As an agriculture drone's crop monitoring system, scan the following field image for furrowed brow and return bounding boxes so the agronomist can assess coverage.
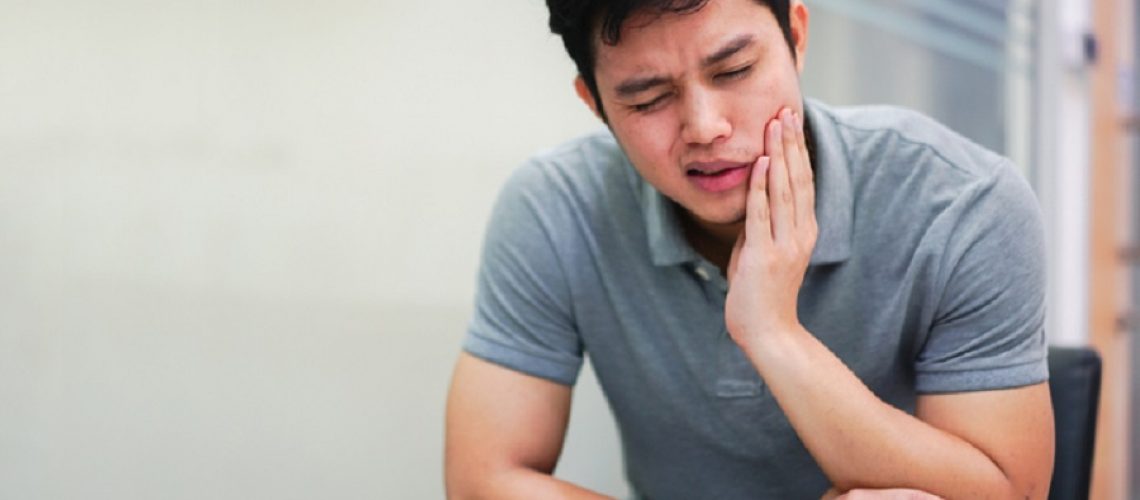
[615,75,670,99]
[701,34,754,68]
[612,34,755,99]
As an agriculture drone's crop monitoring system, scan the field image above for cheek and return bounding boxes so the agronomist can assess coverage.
[616,117,677,175]
[746,76,787,111]
[739,76,800,133]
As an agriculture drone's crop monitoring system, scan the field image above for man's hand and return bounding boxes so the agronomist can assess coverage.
[725,107,817,350]
[822,488,943,500]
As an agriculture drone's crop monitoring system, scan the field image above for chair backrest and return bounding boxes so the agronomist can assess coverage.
[1047,346,1102,500]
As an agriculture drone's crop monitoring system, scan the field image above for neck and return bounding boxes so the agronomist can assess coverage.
[680,212,742,275]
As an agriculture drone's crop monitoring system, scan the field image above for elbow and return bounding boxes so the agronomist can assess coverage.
[445,466,530,500]
[444,456,519,500]
[445,470,485,500]
[443,450,478,500]
[444,459,488,500]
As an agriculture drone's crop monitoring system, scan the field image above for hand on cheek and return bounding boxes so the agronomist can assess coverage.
[724,107,818,349]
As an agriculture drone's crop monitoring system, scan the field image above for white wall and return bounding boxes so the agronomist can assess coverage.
[0,0,626,498]
[2,1,1084,498]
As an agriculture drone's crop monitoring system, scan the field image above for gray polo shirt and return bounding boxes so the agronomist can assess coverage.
[463,99,1048,499]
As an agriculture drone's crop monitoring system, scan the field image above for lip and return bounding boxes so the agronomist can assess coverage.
[685,160,750,174]
[685,160,752,193]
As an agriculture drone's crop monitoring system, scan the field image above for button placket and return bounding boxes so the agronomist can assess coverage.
[694,266,710,281]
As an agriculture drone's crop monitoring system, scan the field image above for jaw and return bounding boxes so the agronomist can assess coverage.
[675,191,747,247]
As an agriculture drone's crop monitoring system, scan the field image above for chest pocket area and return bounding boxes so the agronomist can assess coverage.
[712,334,801,455]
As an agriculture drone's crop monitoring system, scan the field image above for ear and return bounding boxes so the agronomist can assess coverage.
[574,76,605,121]
[789,1,809,74]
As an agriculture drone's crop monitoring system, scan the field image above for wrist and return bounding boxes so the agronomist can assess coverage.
[732,321,809,356]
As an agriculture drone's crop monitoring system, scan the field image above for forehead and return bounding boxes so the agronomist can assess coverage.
[593,0,779,71]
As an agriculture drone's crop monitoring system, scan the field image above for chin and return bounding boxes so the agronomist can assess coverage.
[711,201,749,225]
[675,192,748,227]
[690,207,747,227]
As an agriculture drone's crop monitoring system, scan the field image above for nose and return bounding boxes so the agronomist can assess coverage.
[679,87,731,146]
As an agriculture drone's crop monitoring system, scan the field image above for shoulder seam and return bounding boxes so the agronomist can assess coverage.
[828,111,999,179]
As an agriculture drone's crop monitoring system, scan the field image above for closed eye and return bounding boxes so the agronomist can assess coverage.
[715,65,753,82]
[631,93,672,113]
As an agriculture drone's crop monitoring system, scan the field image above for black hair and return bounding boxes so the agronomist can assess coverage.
[546,0,795,120]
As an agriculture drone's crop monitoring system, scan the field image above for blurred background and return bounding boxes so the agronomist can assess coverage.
[0,0,1135,498]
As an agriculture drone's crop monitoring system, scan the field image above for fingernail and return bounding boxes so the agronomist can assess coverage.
[756,156,770,172]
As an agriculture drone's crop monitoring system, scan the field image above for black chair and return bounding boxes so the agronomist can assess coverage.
[1047,346,1102,500]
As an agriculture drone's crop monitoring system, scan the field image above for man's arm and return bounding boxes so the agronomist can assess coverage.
[444,352,612,500]
[726,108,1054,498]
[745,326,1054,498]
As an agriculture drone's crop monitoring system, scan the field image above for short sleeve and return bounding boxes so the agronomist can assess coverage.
[914,162,1049,393]
[462,163,583,386]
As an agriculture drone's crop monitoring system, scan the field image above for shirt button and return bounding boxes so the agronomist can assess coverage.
[695,266,710,281]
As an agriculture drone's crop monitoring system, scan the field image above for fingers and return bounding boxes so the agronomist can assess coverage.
[745,155,772,248]
[835,489,944,500]
[748,107,816,253]
[780,108,814,232]
[766,117,794,242]
[795,110,811,176]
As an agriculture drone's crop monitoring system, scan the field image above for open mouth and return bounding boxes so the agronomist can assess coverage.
[686,163,751,193]
[687,167,742,177]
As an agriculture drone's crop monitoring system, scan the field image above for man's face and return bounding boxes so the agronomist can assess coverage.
[585,0,808,228]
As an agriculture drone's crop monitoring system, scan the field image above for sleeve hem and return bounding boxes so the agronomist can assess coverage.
[462,334,581,386]
[915,357,1048,394]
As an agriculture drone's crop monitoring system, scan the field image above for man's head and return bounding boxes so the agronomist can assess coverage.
[546,0,810,232]
[547,0,797,120]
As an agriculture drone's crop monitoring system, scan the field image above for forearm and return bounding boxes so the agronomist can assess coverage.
[448,467,613,500]
[743,327,1017,498]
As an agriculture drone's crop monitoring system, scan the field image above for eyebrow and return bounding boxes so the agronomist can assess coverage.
[615,75,671,98]
[612,34,756,99]
[701,34,755,68]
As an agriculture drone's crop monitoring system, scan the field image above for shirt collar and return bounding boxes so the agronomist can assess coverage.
[639,98,854,267]
[641,177,701,266]
[803,98,854,265]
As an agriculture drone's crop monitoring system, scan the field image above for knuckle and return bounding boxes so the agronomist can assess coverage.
[795,174,810,190]
[776,244,794,261]
[764,255,780,272]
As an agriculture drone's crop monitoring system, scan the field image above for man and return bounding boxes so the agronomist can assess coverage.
[445,0,1055,498]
